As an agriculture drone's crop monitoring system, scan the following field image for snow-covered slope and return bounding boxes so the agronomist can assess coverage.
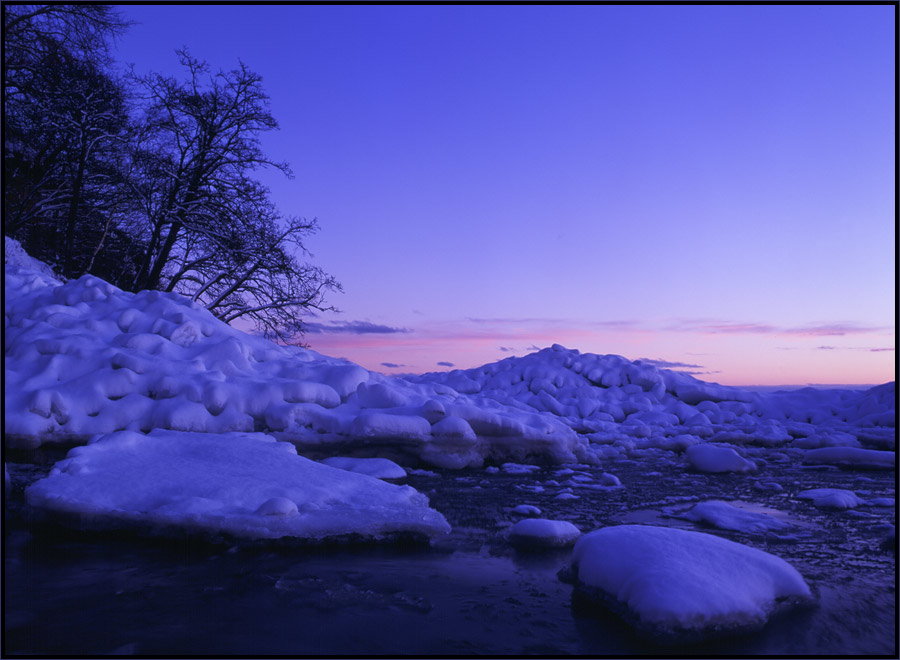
[4,238,582,467]
[4,237,895,469]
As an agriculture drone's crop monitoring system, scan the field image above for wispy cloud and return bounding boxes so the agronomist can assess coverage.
[437,361,455,367]
[669,319,890,337]
[638,357,704,370]
[783,323,888,337]
[304,321,410,335]
[499,346,516,352]
[380,362,405,369]
[817,345,895,352]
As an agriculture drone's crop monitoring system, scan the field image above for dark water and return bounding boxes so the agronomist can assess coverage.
[4,449,896,655]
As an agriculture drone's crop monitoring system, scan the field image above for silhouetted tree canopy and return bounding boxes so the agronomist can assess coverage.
[3,4,340,341]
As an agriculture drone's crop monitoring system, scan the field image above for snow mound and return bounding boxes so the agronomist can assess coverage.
[25,430,449,541]
[414,345,894,458]
[683,500,793,534]
[509,518,581,547]
[320,456,407,479]
[566,524,811,638]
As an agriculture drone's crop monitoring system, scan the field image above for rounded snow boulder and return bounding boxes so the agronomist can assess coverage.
[509,518,581,548]
[565,524,811,640]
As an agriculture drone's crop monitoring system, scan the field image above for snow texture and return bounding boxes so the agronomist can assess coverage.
[25,430,449,540]
[569,524,810,635]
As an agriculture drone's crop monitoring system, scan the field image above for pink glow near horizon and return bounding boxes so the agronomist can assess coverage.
[305,320,895,385]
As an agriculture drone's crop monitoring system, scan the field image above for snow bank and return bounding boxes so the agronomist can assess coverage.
[25,430,449,541]
[567,524,810,638]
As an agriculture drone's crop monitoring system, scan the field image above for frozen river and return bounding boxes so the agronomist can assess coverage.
[4,447,896,655]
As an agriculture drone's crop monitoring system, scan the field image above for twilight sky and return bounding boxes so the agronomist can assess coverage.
[113,5,895,386]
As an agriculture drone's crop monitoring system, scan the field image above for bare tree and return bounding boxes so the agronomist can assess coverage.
[126,51,340,340]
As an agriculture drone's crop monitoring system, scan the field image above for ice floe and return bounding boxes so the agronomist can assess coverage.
[25,429,450,541]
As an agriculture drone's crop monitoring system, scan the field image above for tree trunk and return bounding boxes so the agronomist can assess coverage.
[62,137,89,278]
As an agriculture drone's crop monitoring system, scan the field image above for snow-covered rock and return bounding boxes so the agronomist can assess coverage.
[25,429,449,541]
[508,518,581,547]
[565,524,810,638]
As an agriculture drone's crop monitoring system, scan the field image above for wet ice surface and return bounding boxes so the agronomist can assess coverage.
[4,449,896,655]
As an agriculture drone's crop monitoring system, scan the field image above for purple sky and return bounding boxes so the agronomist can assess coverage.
[113,5,895,385]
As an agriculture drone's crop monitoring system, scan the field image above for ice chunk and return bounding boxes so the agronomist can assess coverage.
[501,462,541,474]
[511,504,542,516]
[802,447,895,470]
[320,456,407,479]
[349,412,432,440]
[509,518,581,547]
[686,444,757,473]
[796,488,864,509]
[683,500,793,534]
[598,472,622,487]
[567,525,810,638]
[25,430,450,541]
